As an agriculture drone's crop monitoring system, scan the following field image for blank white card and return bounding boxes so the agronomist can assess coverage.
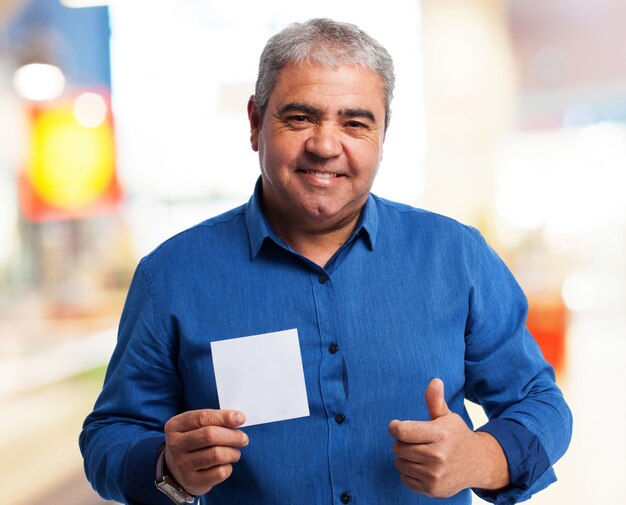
[211,328,310,427]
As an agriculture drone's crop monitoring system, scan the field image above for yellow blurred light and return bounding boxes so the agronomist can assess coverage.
[27,106,115,209]
[13,64,65,101]
[74,92,108,128]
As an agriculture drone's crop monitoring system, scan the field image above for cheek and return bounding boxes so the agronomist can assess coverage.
[350,143,383,176]
[259,138,293,179]
[270,138,304,168]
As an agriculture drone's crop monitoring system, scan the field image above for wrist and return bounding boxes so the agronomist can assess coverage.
[155,444,197,504]
[472,431,510,490]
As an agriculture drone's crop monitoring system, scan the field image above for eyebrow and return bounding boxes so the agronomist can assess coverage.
[278,102,377,124]
[341,108,376,123]
[279,103,322,117]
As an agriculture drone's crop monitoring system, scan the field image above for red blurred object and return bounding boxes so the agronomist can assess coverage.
[526,296,568,372]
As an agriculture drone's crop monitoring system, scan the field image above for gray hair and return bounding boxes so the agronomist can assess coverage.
[254,18,395,130]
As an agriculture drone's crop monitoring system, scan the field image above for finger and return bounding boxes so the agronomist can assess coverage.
[183,445,242,471]
[388,419,443,444]
[167,409,246,433]
[393,440,445,465]
[399,472,425,494]
[395,456,426,480]
[425,378,451,420]
[170,424,249,453]
[399,463,453,499]
[196,463,234,488]
[182,463,235,496]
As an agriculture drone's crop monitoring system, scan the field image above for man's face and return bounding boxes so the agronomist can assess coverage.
[248,62,387,235]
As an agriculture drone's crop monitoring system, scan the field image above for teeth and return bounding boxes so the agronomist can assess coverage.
[309,171,336,178]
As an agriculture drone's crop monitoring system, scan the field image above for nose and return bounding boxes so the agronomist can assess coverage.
[305,125,342,159]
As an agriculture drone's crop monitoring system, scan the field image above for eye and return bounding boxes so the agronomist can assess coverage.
[283,115,315,129]
[345,121,367,129]
[287,115,311,124]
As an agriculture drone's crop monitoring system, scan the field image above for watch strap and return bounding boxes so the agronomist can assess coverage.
[155,443,197,504]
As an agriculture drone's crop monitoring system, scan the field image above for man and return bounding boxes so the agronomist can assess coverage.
[80,18,572,505]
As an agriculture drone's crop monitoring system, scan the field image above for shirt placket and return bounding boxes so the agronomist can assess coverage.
[312,268,354,504]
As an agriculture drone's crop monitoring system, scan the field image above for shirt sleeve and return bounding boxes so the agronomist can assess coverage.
[473,419,551,504]
[79,260,183,504]
[462,228,572,504]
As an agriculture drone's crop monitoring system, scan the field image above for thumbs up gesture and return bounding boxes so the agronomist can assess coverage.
[388,378,509,498]
[424,376,452,419]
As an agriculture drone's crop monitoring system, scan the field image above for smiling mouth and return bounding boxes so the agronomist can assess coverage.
[298,169,343,179]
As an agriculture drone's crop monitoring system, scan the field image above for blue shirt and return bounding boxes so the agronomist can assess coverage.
[80,182,572,505]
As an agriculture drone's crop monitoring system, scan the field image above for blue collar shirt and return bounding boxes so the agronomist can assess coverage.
[81,182,572,505]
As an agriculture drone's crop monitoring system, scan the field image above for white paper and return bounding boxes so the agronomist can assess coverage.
[210,328,310,427]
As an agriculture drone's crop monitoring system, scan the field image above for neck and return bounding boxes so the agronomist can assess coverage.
[267,212,361,268]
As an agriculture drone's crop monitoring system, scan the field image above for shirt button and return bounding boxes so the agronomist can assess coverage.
[340,492,352,503]
[328,343,339,354]
[318,273,328,284]
[335,413,346,424]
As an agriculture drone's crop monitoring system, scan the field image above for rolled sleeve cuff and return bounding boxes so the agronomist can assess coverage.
[473,418,555,504]
[122,434,172,505]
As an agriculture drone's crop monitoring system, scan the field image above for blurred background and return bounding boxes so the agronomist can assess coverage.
[1,0,624,503]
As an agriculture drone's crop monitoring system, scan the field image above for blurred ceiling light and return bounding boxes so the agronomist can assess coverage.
[74,92,108,127]
[562,272,597,312]
[60,0,109,7]
[13,63,65,101]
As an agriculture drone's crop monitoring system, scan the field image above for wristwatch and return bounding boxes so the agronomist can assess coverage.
[155,444,197,504]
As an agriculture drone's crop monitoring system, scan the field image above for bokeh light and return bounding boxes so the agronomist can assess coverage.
[12,63,66,101]
[26,105,115,209]
[73,92,108,128]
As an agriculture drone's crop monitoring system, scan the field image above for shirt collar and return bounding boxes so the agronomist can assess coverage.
[245,177,379,259]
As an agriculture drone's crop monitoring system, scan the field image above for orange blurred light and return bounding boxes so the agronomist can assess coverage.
[526,295,568,373]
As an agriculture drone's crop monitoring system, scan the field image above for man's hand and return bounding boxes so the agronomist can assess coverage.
[388,379,509,498]
[164,409,249,496]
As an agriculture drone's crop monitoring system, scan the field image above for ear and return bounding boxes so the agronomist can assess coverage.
[248,95,260,152]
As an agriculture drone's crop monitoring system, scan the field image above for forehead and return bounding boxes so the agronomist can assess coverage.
[269,62,386,116]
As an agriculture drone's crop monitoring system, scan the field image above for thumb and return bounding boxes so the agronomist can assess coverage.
[425,378,451,420]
